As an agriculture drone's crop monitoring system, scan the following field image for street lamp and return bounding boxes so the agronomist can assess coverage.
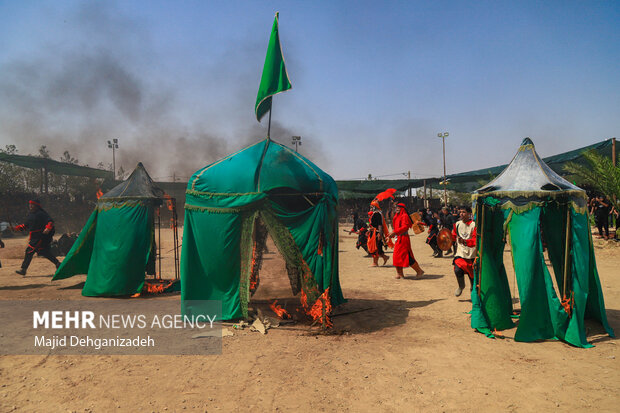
[107,138,119,180]
[437,132,449,206]
[291,136,302,152]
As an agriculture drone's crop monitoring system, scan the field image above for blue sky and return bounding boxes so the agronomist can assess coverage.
[0,0,618,181]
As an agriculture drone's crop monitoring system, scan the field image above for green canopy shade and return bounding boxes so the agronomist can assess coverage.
[181,138,344,320]
[53,163,163,296]
[471,138,614,347]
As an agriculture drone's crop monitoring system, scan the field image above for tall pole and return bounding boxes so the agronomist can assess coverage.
[267,108,272,140]
[292,136,302,152]
[408,170,412,206]
[613,137,616,167]
[107,139,119,180]
[437,132,449,206]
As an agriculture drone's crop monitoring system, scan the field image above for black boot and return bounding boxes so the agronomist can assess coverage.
[455,275,466,296]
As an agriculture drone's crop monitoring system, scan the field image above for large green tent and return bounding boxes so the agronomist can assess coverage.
[181,138,345,320]
[470,138,614,347]
[53,163,164,296]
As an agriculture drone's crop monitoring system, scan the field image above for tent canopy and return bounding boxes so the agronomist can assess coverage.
[476,138,583,195]
[100,162,165,201]
[181,138,344,320]
[53,163,163,296]
[470,139,613,347]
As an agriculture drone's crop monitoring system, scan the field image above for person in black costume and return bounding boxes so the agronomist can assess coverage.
[13,199,60,276]
[425,210,442,258]
[592,195,610,239]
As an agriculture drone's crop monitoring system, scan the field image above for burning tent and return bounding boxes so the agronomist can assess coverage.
[181,138,345,322]
[53,163,168,296]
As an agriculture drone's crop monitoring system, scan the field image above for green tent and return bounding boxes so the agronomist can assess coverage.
[181,138,345,320]
[53,163,164,296]
[470,138,614,347]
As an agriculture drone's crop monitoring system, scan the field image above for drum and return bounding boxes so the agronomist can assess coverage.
[437,228,453,251]
[410,212,422,224]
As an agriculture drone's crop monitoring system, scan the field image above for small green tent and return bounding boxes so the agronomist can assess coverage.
[470,138,614,347]
[53,163,164,296]
[181,138,345,320]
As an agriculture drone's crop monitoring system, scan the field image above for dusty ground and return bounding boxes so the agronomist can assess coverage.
[0,225,618,412]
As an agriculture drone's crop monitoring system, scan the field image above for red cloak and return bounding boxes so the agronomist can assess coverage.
[392,209,416,268]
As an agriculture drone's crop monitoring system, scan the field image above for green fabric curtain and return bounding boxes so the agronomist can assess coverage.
[53,201,154,297]
[471,206,513,332]
[181,210,243,318]
[507,208,568,342]
[472,197,614,347]
[53,210,99,280]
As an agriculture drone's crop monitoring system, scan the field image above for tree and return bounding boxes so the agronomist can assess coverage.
[565,150,620,211]
[0,145,26,193]
[116,165,127,181]
[38,145,51,158]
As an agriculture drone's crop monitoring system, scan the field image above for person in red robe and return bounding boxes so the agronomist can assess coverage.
[388,203,424,279]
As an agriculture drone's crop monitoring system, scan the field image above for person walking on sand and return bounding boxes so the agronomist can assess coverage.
[13,199,60,276]
[367,200,390,267]
[388,203,424,279]
[452,206,476,296]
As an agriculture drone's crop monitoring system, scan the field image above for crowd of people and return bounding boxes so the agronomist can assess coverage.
[347,194,619,298]
[347,201,477,296]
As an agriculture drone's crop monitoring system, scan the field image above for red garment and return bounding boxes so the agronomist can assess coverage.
[454,258,474,279]
[392,209,416,268]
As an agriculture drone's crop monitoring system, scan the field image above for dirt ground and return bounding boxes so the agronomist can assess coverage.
[0,225,618,412]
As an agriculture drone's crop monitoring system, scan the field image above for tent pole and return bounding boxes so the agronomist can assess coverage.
[173,199,179,280]
[562,205,571,299]
[477,202,484,296]
[158,207,162,280]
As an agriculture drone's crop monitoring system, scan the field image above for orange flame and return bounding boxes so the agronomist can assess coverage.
[561,294,574,317]
[269,300,291,319]
[300,289,308,309]
[142,281,174,294]
[249,242,258,292]
[163,193,174,211]
[96,189,103,199]
[163,193,177,229]
[305,288,333,328]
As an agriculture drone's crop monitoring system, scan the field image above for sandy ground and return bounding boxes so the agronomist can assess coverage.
[0,225,618,412]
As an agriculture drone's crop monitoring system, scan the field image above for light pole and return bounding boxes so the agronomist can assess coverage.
[291,136,302,152]
[437,132,449,206]
[107,138,119,180]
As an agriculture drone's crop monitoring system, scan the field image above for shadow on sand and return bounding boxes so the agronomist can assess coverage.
[330,297,445,334]
[247,297,444,334]
[0,283,48,291]
[58,281,85,290]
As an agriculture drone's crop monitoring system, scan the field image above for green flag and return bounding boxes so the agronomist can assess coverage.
[255,12,292,122]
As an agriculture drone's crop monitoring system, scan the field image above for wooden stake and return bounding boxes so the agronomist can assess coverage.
[562,206,571,299]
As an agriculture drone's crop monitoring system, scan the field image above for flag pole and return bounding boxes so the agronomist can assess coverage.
[267,107,272,140]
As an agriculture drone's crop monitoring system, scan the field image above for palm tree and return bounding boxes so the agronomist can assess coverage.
[565,150,620,211]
